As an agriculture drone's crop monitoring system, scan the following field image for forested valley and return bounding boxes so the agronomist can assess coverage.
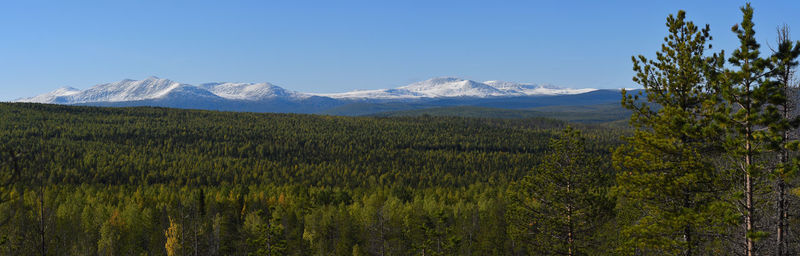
[0,102,622,255]
[3,4,800,256]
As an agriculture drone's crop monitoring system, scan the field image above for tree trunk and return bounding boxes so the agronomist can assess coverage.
[567,182,573,256]
[777,178,786,256]
[745,132,754,256]
[684,192,693,256]
[743,74,754,256]
[39,183,46,256]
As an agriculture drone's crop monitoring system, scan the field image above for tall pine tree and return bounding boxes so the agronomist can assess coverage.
[720,4,773,255]
[612,10,732,255]
[766,24,800,256]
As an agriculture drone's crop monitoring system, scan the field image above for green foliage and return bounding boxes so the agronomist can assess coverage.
[371,103,632,125]
[0,103,624,189]
[616,4,800,256]
[3,5,798,256]
[719,4,774,253]
[769,23,800,256]
[508,127,615,255]
[0,103,620,255]
[614,9,733,255]
[245,209,286,256]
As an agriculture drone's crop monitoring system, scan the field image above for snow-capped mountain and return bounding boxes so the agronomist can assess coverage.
[314,77,596,99]
[18,76,596,104]
[399,77,505,97]
[199,82,308,101]
[17,76,220,104]
[14,76,612,115]
[16,77,310,104]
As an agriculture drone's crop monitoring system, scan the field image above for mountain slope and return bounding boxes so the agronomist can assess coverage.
[484,80,596,95]
[19,76,600,104]
[18,77,310,104]
[15,76,618,115]
[18,77,224,104]
[18,86,81,104]
[397,77,505,97]
[200,82,307,100]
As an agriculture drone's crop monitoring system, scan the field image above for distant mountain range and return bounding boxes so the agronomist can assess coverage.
[311,77,596,99]
[15,76,628,117]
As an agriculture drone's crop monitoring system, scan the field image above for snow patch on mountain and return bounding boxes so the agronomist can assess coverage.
[62,76,193,103]
[159,84,223,100]
[483,80,597,95]
[200,82,309,100]
[311,89,420,100]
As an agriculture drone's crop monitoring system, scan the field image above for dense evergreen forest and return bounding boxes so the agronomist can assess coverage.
[0,103,622,255]
[2,4,800,256]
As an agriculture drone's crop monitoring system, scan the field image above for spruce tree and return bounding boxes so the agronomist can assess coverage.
[507,127,613,255]
[612,10,731,255]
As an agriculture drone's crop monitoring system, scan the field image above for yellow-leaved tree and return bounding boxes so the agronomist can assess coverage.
[165,217,182,256]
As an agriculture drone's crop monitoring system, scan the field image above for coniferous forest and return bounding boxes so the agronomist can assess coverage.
[3,4,800,256]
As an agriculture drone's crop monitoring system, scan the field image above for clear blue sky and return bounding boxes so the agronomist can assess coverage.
[2,0,799,101]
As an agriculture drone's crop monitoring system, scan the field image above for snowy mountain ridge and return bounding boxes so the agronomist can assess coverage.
[16,77,310,104]
[16,76,597,104]
[312,77,596,99]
